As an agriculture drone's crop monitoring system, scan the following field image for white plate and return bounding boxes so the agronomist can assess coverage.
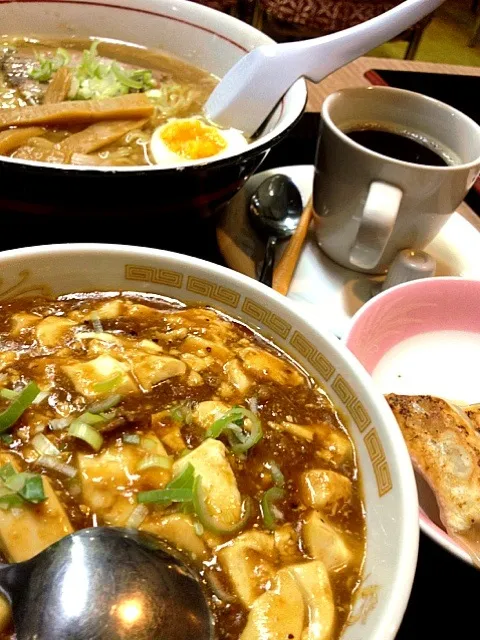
[217,165,480,338]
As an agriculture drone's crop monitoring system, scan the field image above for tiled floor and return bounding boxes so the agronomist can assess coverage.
[368,0,480,65]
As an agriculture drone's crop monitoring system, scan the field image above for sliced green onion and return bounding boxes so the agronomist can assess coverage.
[73,74,126,100]
[181,501,195,516]
[31,433,60,457]
[49,417,72,431]
[122,434,140,445]
[170,406,182,423]
[0,381,40,433]
[19,475,46,503]
[70,411,105,428]
[260,486,285,530]
[29,39,156,98]
[126,503,148,528]
[68,409,116,435]
[0,463,16,483]
[136,463,195,505]
[78,40,100,77]
[136,454,172,473]
[168,464,195,490]
[90,312,103,333]
[170,402,192,425]
[36,455,77,478]
[193,521,204,536]
[268,462,285,488]
[89,394,122,414]
[229,412,262,455]
[0,389,18,400]
[82,412,106,425]
[140,437,158,452]
[56,48,70,66]
[29,47,70,82]
[207,406,263,455]
[137,487,193,504]
[0,465,47,504]
[32,390,50,405]
[112,62,143,89]
[206,407,245,438]
[0,434,13,445]
[68,40,155,100]
[68,422,104,451]
[29,57,55,81]
[192,475,251,535]
[5,472,27,494]
[92,375,121,394]
[98,410,117,422]
[0,491,24,509]
[130,68,156,89]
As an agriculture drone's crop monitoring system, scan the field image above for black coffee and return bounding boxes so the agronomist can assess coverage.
[346,126,449,166]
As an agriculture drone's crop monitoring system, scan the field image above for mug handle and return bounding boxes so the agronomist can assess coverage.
[349,181,403,270]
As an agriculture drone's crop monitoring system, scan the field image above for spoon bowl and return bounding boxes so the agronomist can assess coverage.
[249,174,303,286]
[0,527,213,640]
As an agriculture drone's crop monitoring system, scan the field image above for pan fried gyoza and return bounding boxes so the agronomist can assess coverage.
[387,394,480,564]
[0,293,366,640]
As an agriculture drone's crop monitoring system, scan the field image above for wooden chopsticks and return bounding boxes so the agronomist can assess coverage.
[272,196,313,295]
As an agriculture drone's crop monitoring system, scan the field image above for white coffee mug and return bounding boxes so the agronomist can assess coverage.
[313,86,480,274]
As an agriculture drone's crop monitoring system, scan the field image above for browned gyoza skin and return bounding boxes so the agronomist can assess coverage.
[0,293,365,640]
[387,394,480,565]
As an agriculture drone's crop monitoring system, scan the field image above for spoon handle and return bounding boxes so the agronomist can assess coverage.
[259,236,278,287]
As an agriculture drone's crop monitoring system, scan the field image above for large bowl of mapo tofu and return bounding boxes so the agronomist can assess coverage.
[0,243,418,640]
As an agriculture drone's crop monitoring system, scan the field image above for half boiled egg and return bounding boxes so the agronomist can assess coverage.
[150,117,249,168]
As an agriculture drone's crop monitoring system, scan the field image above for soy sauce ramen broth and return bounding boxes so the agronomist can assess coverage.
[0,292,366,639]
[0,36,218,166]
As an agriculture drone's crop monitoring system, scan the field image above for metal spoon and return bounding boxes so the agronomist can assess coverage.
[0,527,213,640]
[249,174,303,287]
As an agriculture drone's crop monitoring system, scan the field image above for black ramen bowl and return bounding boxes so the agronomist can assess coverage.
[0,0,306,252]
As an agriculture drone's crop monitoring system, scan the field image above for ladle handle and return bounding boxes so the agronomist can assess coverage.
[259,236,277,287]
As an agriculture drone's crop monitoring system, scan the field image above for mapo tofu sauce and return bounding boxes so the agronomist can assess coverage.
[0,293,365,639]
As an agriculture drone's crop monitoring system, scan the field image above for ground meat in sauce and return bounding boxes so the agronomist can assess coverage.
[0,292,366,640]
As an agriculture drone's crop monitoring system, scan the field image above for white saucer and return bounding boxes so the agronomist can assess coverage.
[217,165,480,338]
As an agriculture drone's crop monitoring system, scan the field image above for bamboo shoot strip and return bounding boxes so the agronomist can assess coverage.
[0,94,154,130]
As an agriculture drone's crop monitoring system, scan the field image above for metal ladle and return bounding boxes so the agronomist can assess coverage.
[0,527,213,640]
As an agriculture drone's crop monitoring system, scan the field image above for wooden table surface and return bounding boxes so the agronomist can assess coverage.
[305,56,480,112]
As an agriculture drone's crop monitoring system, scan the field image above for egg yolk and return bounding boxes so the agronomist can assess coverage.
[159,119,227,160]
